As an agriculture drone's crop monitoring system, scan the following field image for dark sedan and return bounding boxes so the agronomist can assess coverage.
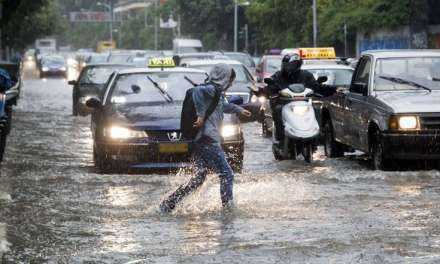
[86,67,245,172]
[39,55,67,78]
[69,64,134,116]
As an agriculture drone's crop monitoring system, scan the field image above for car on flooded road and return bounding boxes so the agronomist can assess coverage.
[39,55,67,78]
[86,60,246,172]
[69,63,134,116]
[321,50,440,170]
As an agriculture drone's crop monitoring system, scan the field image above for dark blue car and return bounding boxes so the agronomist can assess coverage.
[86,67,245,173]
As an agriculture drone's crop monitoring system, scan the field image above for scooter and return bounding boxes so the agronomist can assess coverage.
[265,79,322,163]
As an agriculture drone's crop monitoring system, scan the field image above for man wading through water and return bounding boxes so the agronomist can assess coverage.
[160,64,251,213]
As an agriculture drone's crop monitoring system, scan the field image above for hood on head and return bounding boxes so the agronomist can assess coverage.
[208,63,234,91]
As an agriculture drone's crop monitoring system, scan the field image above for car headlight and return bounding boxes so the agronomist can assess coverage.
[42,66,49,72]
[389,115,420,130]
[60,66,67,71]
[222,125,240,138]
[292,105,309,116]
[79,96,92,104]
[104,126,148,139]
[251,95,266,104]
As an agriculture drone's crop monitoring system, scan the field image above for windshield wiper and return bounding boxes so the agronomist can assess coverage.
[146,76,173,103]
[379,75,432,92]
[184,75,197,87]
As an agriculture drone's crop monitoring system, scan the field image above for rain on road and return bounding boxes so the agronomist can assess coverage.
[2,68,440,263]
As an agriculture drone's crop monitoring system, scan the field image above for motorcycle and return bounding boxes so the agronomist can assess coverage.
[264,78,325,163]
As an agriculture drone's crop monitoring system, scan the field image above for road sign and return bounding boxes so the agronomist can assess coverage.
[69,12,111,22]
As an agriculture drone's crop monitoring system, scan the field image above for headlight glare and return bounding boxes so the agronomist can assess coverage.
[60,66,67,71]
[398,116,418,130]
[222,125,239,138]
[104,126,148,139]
[42,66,49,72]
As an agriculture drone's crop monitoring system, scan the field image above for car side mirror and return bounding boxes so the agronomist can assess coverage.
[264,78,274,85]
[86,97,101,109]
[317,76,328,84]
[350,82,368,96]
[228,95,244,105]
[131,84,141,94]
[68,80,77,85]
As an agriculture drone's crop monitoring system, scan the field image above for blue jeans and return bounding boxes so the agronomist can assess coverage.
[160,137,234,212]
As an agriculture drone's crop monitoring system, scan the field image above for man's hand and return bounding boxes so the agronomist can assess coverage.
[193,117,204,128]
[241,109,252,117]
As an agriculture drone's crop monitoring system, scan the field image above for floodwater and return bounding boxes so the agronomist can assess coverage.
[2,65,440,263]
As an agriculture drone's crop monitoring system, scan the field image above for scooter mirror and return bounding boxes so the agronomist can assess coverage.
[317,76,328,84]
[288,84,306,93]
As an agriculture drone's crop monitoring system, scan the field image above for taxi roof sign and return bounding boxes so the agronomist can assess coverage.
[148,57,175,68]
[299,47,336,60]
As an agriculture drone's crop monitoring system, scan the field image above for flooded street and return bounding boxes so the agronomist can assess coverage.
[2,73,440,263]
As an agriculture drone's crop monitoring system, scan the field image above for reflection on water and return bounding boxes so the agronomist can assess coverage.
[3,75,440,262]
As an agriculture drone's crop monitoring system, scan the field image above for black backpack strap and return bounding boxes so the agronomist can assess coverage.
[203,86,221,122]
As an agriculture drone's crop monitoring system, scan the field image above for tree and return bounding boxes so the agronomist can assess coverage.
[0,0,65,50]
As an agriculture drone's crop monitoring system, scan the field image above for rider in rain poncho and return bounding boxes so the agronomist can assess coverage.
[160,64,251,213]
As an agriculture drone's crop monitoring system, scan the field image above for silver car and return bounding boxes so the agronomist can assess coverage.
[321,50,440,170]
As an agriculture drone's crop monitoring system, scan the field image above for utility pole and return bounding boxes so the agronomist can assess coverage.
[110,0,113,44]
[154,0,159,50]
[312,0,317,47]
[234,0,238,52]
[344,23,348,57]
[244,24,249,52]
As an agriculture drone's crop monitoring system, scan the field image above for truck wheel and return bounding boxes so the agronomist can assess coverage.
[323,121,344,158]
[303,143,313,163]
[371,131,389,170]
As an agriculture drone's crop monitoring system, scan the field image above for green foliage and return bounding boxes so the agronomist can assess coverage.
[1,0,66,49]
[247,0,410,52]
[174,0,236,50]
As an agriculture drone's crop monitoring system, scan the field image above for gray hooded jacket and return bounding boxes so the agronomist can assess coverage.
[192,64,244,144]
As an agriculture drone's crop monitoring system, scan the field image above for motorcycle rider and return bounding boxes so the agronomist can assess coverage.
[261,53,338,144]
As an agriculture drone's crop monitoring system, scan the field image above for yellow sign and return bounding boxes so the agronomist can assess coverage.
[148,57,176,68]
[97,41,116,53]
[299,47,336,59]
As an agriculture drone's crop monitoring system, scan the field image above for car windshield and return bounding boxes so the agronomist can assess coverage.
[43,56,64,64]
[307,69,354,86]
[225,54,255,68]
[265,57,282,74]
[79,66,124,85]
[88,55,108,63]
[374,57,440,91]
[189,64,251,83]
[110,72,207,105]
[108,54,132,63]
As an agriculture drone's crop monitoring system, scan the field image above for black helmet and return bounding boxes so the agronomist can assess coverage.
[281,53,302,77]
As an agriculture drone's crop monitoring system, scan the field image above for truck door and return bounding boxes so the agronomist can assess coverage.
[345,56,372,151]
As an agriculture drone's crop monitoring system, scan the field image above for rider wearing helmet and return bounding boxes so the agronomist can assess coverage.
[262,53,337,142]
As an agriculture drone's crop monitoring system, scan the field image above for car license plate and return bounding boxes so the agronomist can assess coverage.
[159,143,188,153]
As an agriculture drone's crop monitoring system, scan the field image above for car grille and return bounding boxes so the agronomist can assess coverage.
[420,115,440,130]
[147,131,184,142]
